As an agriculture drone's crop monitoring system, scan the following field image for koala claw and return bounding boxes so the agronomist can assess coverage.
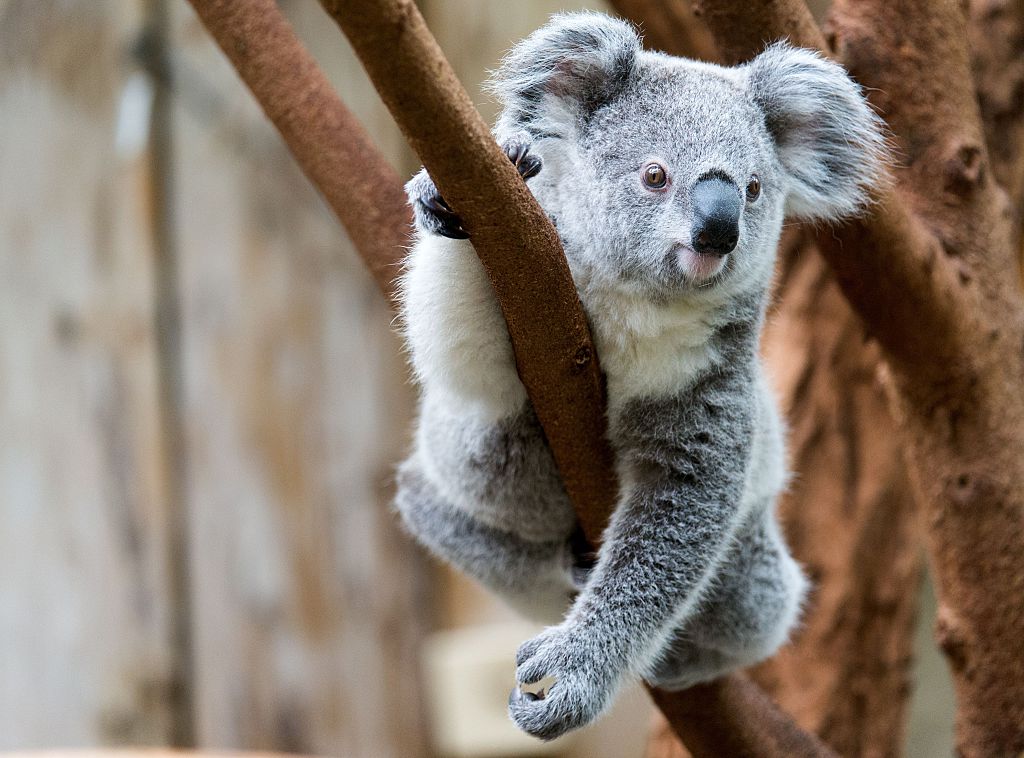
[505,136,543,180]
[508,687,543,705]
[408,137,542,240]
[508,624,610,741]
[408,168,469,240]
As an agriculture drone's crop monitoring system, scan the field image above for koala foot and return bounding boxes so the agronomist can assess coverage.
[407,136,542,240]
[507,621,615,740]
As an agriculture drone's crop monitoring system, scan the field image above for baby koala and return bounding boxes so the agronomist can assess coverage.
[396,12,886,741]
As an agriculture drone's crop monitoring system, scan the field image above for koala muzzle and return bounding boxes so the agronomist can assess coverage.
[691,177,742,257]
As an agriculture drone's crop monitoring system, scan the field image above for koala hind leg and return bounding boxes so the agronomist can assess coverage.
[395,459,577,624]
[645,506,806,690]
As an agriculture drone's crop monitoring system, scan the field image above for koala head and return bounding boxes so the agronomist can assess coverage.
[490,13,888,302]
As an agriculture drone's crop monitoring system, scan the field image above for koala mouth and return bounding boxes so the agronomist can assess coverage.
[672,243,729,284]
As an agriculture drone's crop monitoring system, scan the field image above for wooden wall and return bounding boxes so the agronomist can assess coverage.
[0,0,429,753]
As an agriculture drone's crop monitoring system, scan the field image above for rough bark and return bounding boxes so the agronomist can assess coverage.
[828,2,1024,755]
[183,0,410,305]
[189,0,836,754]
[969,0,1024,211]
[648,675,837,758]
[699,0,1024,755]
[692,0,825,63]
[606,0,719,60]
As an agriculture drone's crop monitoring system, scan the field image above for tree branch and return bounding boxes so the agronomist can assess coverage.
[317,0,617,542]
[649,676,837,758]
[184,0,410,305]
[187,0,837,754]
[693,0,825,64]
[969,0,1024,210]
[606,0,719,60]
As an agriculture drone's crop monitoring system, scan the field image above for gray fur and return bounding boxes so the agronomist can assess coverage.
[395,12,886,741]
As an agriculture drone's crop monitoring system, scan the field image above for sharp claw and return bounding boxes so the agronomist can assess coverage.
[422,195,450,216]
[509,687,542,706]
[420,194,469,239]
[519,155,542,180]
[506,141,526,166]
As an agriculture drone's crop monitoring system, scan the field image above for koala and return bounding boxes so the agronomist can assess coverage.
[395,12,887,741]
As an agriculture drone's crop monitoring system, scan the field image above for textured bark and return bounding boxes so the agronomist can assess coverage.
[970,0,1024,210]
[606,0,719,60]
[828,2,1024,755]
[693,0,824,63]
[698,0,1024,755]
[184,0,410,305]
[648,676,838,758]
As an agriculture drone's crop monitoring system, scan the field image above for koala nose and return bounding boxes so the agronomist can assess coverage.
[691,176,742,257]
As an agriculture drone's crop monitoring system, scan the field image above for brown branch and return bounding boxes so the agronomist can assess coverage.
[184,0,410,305]
[969,0,1024,211]
[318,0,616,543]
[187,0,838,755]
[649,676,837,758]
[693,0,825,64]
[606,0,719,60]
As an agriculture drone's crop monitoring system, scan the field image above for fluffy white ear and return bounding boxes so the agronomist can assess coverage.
[746,43,889,221]
[489,12,641,132]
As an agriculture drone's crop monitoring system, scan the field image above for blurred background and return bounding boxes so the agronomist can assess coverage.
[0,1,953,756]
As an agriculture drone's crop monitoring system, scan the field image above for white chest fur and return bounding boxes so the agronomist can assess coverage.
[582,283,725,416]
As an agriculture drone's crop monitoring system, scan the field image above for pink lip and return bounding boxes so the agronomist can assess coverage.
[675,244,727,282]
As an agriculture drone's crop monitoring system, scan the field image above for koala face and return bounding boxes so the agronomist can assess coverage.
[491,13,887,301]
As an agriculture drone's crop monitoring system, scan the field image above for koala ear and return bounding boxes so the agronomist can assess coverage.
[746,43,889,221]
[490,12,641,131]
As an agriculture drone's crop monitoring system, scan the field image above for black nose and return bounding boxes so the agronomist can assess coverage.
[691,176,742,257]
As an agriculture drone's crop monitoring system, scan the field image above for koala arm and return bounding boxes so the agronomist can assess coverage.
[510,358,756,739]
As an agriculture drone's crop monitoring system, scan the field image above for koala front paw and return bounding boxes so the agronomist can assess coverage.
[407,168,468,239]
[508,623,613,740]
[503,134,543,181]
[406,137,542,240]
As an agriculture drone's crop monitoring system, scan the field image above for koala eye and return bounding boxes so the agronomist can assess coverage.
[746,174,762,201]
[642,162,668,190]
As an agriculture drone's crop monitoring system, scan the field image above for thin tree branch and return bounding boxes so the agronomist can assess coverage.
[184,0,410,305]
[649,676,839,758]
[606,0,719,60]
[187,0,837,755]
